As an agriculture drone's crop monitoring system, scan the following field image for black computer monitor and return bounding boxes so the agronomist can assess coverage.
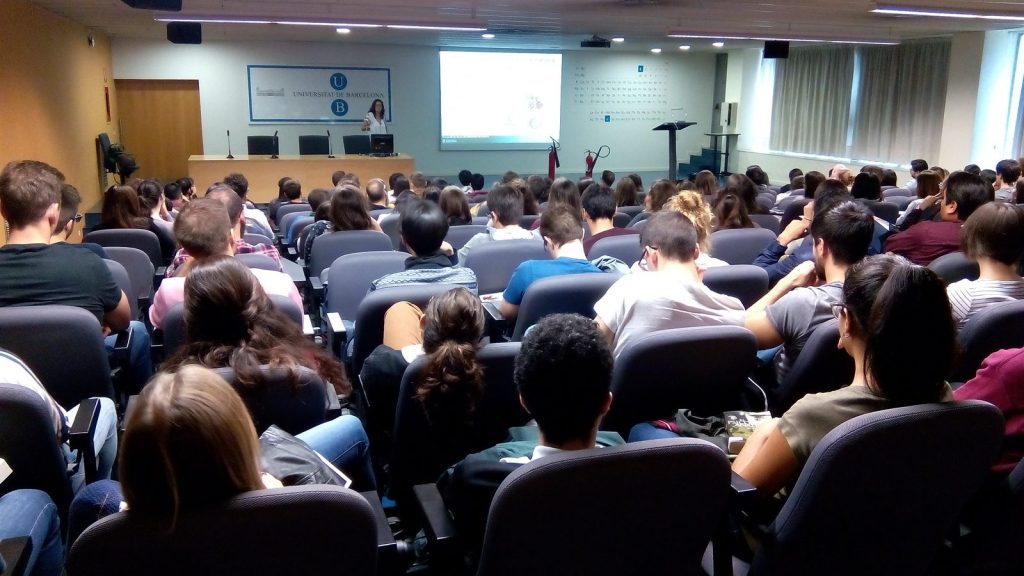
[343,135,371,155]
[371,134,394,155]
[247,136,277,156]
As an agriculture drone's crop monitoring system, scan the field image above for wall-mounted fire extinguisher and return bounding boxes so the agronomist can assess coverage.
[584,145,610,178]
[548,137,560,180]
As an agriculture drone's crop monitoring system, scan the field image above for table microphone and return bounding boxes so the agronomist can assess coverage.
[271,130,279,159]
[226,129,234,159]
[327,129,334,158]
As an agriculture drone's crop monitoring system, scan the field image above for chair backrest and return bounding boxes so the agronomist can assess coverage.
[85,229,162,267]
[343,134,371,155]
[378,214,404,251]
[103,259,138,319]
[211,365,329,435]
[325,251,408,321]
[953,299,1024,382]
[882,187,913,198]
[775,195,800,212]
[0,306,114,409]
[369,208,390,219]
[235,253,279,272]
[246,135,277,155]
[0,382,74,518]
[275,203,311,226]
[444,225,488,251]
[463,239,548,295]
[297,135,329,155]
[518,215,540,229]
[611,212,632,228]
[772,319,853,415]
[702,265,769,308]
[472,216,490,226]
[351,284,461,376]
[390,343,529,506]
[476,438,731,576]
[588,234,642,266]
[243,232,275,246]
[511,273,621,341]
[885,195,916,211]
[751,401,1004,576]
[68,485,378,576]
[103,246,154,305]
[161,295,302,359]
[709,228,777,265]
[284,215,315,244]
[627,211,650,228]
[602,326,757,435]
[749,213,781,234]
[927,251,979,284]
[617,205,643,217]
[863,199,899,225]
[309,230,393,278]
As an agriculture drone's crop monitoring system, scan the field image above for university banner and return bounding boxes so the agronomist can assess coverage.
[247,65,392,123]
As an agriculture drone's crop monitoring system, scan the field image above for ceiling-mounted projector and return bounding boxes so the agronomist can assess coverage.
[121,0,182,10]
[581,35,612,48]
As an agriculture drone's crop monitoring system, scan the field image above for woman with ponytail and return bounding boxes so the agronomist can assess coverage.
[361,288,486,441]
[162,256,376,490]
[732,254,956,496]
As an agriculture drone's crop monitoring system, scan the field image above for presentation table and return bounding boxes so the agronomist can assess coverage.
[188,154,415,202]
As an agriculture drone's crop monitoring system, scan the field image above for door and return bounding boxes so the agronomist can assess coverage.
[114,79,203,183]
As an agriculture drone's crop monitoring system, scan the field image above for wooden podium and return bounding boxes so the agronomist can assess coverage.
[653,121,697,180]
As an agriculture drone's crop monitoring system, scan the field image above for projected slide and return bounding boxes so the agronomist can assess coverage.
[440,51,562,151]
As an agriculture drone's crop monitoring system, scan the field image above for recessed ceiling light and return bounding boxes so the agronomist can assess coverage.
[667,32,898,45]
[336,28,351,34]
[612,37,625,43]
[679,45,691,50]
[650,48,662,54]
[872,5,1024,21]
[481,33,495,39]
[712,42,725,48]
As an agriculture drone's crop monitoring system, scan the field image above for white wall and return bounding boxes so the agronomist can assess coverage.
[111,38,716,178]
[971,30,1019,168]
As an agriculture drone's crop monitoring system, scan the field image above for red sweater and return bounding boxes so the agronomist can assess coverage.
[954,347,1024,474]
[883,220,962,266]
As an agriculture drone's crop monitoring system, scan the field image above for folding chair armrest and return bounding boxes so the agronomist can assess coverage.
[309,275,325,306]
[413,483,460,551]
[359,491,402,575]
[481,300,508,343]
[730,471,759,509]
[68,398,100,484]
[111,328,132,363]
[153,266,166,289]
[324,312,348,359]
[325,383,341,419]
[302,314,316,338]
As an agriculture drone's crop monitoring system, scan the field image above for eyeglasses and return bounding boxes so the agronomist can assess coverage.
[830,303,846,319]
[72,214,83,223]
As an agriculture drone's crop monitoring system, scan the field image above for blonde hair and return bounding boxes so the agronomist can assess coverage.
[663,191,714,253]
[119,366,263,530]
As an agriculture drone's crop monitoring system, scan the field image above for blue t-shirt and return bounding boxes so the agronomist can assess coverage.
[502,258,601,305]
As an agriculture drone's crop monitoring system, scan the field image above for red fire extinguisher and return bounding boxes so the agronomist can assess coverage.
[584,145,610,179]
[548,138,560,180]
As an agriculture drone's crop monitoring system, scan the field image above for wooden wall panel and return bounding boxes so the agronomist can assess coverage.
[114,79,204,185]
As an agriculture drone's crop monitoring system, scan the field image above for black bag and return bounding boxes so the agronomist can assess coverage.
[258,425,351,487]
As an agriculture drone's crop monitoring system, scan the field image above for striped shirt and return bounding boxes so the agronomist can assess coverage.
[947,278,1024,329]
[165,239,283,277]
[0,348,66,439]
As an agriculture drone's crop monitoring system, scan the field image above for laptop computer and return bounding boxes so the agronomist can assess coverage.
[370,134,395,156]
[342,135,371,155]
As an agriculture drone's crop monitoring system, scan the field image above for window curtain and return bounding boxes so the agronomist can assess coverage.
[851,39,951,162]
[1015,61,1024,159]
[769,46,855,157]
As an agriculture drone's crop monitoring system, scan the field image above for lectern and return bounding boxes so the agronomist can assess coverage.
[653,121,697,180]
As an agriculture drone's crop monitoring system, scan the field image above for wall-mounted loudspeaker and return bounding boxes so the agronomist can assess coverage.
[121,0,182,9]
[763,41,790,59]
[167,22,202,44]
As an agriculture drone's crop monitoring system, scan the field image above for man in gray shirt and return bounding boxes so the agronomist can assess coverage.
[745,199,875,384]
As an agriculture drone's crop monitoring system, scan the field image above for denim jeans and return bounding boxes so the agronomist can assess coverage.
[0,489,62,576]
[627,423,679,442]
[67,480,123,549]
[64,397,118,493]
[104,320,154,393]
[296,415,377,492]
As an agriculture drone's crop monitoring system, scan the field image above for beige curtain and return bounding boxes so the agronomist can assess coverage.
[851,39,951,162]
[770,46,855,157]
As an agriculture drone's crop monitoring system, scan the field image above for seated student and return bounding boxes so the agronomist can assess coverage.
[93,184,176,262]
[636,179,679,219]
[992,159,1021,203]
[905,158,929,193]
[165,180,189,218]
[150,201,301,329]
[274,178,305,218]
[885,171,993,266]
[0,160,153,391]
[137,179,174,237]
[456,184,536,264]
[222,172,273,238]
[500,207,601,320]
[49,182,106,258]
[661,191,728,269]
[300,185,383,263]
[946,202,1024,329]
[360,288,485,447]
[467,172,487,200]
[745,200,875,384]
[366,178,390,211]
[438,314,624,558]
[732,255,955,495]
[717,173,765,215]
[711,192,756,231]
[779,168,803,194]
[371,199,478,292]
[594,211,745,358]
[166,184,283,277]
[457,169,474,194]
[267,176,292,226]
[896,170,942,228]
[440,185,472,226]
[954,347,1024,474]
[693,170,718,200]
[1,347,118,486]
[1,491,62,576]
[601,169,616,187]
[581,182,639,255]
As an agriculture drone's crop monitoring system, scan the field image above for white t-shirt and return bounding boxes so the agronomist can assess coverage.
[947,278,1024,329]
[364,113,387,135]
[594,270,746,358]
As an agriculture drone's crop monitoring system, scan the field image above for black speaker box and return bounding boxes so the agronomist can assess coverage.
[121,0,182,10]
[167,22,202,45]
[764,41,790,59]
